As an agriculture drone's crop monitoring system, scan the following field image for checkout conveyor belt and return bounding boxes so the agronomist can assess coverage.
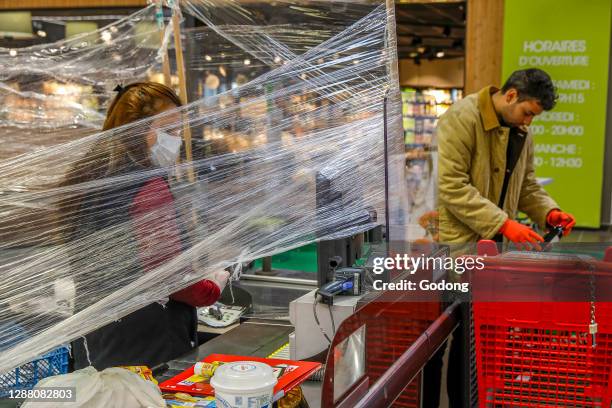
[158,318,322,407]
[158,319,294,383]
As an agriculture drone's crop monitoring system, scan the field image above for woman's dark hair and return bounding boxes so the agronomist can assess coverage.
[501,68,558,111]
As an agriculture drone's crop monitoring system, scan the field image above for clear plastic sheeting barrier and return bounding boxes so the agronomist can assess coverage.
[0,0,404,373]
[0,4,172,158]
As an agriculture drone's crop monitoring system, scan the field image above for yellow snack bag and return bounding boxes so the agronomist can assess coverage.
[119,365,158,385]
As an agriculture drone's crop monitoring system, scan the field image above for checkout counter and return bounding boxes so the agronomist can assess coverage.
[156,236,374,407]
[160,317,322,406]
[0,236,460,408]
[158,275,327,407]
[155,236,459,408]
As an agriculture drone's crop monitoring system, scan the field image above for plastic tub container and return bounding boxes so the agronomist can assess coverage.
[210,361,277,408]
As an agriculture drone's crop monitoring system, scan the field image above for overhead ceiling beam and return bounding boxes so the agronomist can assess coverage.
[398,37,464,49]
[0,0,147,9]
[398,45,463,52]
[397,0,464,3]
[396,19,465,29]
[423,3,464,24]
[396,25,465,35]
[395,7,430,24]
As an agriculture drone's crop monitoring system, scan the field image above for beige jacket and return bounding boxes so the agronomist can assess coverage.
[437,86,558,243]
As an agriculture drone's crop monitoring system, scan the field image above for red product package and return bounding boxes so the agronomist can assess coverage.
[159,354,321,401]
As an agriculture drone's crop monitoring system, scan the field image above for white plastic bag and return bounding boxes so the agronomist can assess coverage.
[21,366,165,408]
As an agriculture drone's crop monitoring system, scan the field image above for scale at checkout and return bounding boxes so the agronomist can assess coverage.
[289,288,365,360]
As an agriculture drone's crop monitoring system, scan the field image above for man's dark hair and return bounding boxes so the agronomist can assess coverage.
[501,68,558,110]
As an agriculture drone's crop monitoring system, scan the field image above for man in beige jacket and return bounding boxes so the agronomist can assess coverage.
[437,68,575,249]
[433,69,576,408]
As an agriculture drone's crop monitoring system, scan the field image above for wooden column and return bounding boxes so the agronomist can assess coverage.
[465,0,504,94]
[161,31,172,87]
[172,8,196,182]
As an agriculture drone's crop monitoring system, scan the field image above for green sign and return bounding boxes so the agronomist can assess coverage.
[503,0,611,228]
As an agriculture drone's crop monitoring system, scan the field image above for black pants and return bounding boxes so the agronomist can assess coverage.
[423,301,473,408]
[423,341,446,408]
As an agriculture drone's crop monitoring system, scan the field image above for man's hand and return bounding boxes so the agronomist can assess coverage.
[499,219,544,251]
[546,209,576,236]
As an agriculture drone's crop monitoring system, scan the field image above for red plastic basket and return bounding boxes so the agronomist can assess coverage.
[474,301,612,407]
[470,244,612,407]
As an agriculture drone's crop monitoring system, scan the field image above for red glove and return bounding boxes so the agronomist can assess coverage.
[546,209,576,236]
[499,219,544,251]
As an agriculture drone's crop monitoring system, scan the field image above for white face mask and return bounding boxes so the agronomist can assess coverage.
[150,130,182,168]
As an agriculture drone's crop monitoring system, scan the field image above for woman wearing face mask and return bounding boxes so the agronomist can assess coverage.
[61,82,229,370]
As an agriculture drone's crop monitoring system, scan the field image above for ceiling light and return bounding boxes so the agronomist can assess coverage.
[274,55,282,64]
[436,51,445,58]
[101,30,112,43]
[219,65,227,77]
[37,30,47,38]
[9,49,17,57]
[417,46,426,54]
[243,58,251,66]
[205,55,212,61]
[409,52,418,58]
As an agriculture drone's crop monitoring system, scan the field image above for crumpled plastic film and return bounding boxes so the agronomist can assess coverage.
[181,22,345,103]
[0,2,375,159]
[0,0,404,373]
[22,366,165,408]
[0,4,173,159]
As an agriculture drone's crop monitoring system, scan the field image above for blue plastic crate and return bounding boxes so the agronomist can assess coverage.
[0,346,70,398]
